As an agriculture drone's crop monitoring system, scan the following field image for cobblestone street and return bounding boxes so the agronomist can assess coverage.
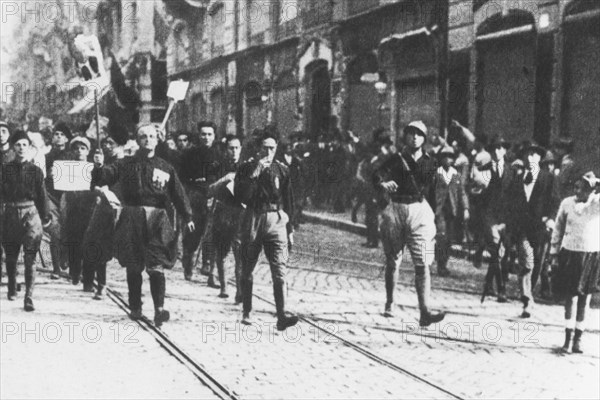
[1,222,599,399]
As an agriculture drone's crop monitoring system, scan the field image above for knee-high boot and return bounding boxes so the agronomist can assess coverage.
[5,258,17,299]
[23,252,36,311]
[149,272,169,327]
[126,271,143,312]
[273,280,298,331]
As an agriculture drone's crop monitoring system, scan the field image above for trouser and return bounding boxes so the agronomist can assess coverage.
[82,260,107,289]
[126,265,166,312]
[45,198,63,273]
[435,202,457,271]
[483,219,506,295]
[515,233,542,308]
[379,201,436,314]
[182,187,210,277]
[2,205,43,299]
[63,241,84,282]
[240,210,289,319]
[365,197,379,245]
[210,207,242,294]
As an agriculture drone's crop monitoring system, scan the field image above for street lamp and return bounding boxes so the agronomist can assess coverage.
[374,81,388,125]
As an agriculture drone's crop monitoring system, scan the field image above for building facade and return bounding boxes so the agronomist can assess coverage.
[163,0,597,170]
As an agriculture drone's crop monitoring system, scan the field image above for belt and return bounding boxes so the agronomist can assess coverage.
[4,201,35,208]
[255,203,281,213]
[390,194,423,204]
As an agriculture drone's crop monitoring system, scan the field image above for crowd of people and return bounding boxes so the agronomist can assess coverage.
[1,116,599,352]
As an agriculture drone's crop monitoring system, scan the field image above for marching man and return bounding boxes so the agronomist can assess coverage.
[235,128,298,331]
[373,121,445,327]
[92,124,194,327]
[1,130,52,311]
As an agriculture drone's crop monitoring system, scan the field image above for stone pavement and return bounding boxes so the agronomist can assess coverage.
[0,273,218,400]
[1,219,599,399]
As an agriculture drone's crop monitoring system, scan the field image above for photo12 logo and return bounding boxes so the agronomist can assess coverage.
[1,321,140,344]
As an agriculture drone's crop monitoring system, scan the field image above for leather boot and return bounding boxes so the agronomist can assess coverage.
[561,328,573,353]
[274,281,298,331]
[182,251,194,280]
[572,329,583,354]
[149,272,170,326]
[24,253,36,311]
[242,278,253,316]
[6,259,17,301]
[384,264,396,312]
[127,271,143,315]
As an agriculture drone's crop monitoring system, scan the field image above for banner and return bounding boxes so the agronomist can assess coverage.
[52,161,94,191]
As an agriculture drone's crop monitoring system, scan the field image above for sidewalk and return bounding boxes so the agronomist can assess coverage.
[0,273,217,400]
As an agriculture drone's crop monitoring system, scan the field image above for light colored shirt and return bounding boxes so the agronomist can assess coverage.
[550,194,600,254]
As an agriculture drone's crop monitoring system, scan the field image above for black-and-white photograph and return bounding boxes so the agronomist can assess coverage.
[1,0,599,398]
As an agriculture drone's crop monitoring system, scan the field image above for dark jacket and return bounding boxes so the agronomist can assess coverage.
[478,160,513,222]
[504,168,559,238]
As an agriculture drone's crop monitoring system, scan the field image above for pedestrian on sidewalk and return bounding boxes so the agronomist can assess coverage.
[207,135,244,301]
[550,171,600,354]
[434,145,469,277]
[92,124,194,327]
[235,127,299,331]
[1,130,52,311]
[504,142,559,318]
[373,121,445,327]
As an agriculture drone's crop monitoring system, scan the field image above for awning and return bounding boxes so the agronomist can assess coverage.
[67,77,111,115]
[379,26,435,46]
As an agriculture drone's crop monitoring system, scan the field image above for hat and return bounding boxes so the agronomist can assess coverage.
[540,150,557,165]
[0,120,9,130]
[437,145,456,159]
[70,136,91,150]
[9,129,31,146]
[404,121,427,137]
[485,135,510,152]
[521,141,546,159]
[581,171,600,188]
[53,122,72,140]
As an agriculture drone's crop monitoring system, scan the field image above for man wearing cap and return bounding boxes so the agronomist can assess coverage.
[478,136,513,303]
[1,130,51,311]
[434,145,469,277]
[61,136,97,287]
[373,121,445,327]
[92,124,194,326]
[235,128,299,331]
[504,142,559,318]
[179,121,222,283]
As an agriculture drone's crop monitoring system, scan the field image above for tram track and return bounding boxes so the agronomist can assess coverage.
[250,290,466,400]
[35,267,238,400]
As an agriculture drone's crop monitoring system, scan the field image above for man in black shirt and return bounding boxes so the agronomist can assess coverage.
[179,121,222,283]
[373,121,445,327]
[93,124,194,327]
[235,129,298,331]
[1,130,51,311]
[207,135,244,300]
